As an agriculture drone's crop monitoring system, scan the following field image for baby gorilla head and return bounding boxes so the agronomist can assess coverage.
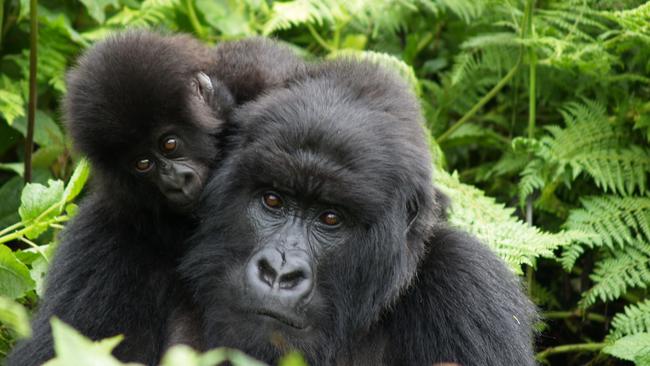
[65,30,232,213]
[182,60,441,364]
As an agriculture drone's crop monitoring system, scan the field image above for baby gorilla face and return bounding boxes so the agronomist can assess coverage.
[128,130,208,212]
[118,72,219,213]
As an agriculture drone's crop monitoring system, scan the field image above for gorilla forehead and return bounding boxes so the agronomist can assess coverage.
[233,72,431,207]
[64,30,212,158]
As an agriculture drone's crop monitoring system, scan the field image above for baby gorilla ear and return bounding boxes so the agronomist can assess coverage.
[194,72,213,102]
[191,72,234,121]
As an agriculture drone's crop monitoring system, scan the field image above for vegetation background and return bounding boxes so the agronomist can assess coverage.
[0,0,648,364]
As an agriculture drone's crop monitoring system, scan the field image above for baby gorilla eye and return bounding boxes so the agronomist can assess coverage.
[161,136,178,153]
[135,158,153,173]
[262,192,283,209]
[319,211,341,226]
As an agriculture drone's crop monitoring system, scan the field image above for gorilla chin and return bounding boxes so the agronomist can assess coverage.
[182,59,537,366]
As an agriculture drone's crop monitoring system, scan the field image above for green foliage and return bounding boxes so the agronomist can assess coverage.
[602,333,650,366]
[610,299,650,340]
[0,0,649,364]
[44,318,131,366]
[437,169,580,273]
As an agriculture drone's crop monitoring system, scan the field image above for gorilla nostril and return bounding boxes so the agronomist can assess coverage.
[257,259,277,287]
[183,172,195,186]
[278,270,305,289]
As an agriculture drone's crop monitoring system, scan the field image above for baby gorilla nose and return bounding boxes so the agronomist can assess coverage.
[246,248,314,306]
[156,162,205,211]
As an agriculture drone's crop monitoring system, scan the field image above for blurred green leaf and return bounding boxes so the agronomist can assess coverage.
[0,90,25,126]
[0,296,31,338]
[32,145,65,169]
[279,352,308,366]
[0,245,35,299]
[0,163,24,177]
[79,0,120,24]
[44,318,138,366]
[12,111,64,147]
[160,345,267,366]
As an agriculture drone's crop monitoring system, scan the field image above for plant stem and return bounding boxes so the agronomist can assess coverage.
[184,0,205,39]
[19,236,48,262]
[0,221,23,237]
[437,61,520,143]
[24,0,37,183]
[544,310,608,323]
[524,0,537,294]
[536,342,606,361]
[307,23,334,53]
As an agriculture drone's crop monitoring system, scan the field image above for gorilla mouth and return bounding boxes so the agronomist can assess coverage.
[249,308,308,330]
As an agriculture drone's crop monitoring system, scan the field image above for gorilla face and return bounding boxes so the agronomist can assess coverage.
[183,62,437,364]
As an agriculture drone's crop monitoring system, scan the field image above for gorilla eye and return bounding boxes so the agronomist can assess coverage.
[262,192,283,209]
[135,158,153,173]
[161,136,178,153]
[319,211,341,226]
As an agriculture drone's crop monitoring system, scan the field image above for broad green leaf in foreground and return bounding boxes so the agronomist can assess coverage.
[161,345,267,366]
[44,318,140,366]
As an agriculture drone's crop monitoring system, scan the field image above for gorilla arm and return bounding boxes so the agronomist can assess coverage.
[381,228,537,366]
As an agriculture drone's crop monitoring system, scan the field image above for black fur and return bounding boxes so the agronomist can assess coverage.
[7,31,303,365]
[180,59,537,366]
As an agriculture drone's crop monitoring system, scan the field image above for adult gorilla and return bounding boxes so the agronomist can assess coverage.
[180,60,537,365]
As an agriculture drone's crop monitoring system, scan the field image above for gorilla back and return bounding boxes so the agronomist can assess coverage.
[181,59,537,366]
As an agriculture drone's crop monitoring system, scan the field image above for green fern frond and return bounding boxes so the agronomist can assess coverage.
[609,299,650,340]
[262,0,337,35]
[434,0,488,23]
[580,242,650,308]
[566,196,650,249]
[559,244,585,271]
[524,100,649,196]
[573,147,650,196]
[107,0,181,28]
[436,170,581,273]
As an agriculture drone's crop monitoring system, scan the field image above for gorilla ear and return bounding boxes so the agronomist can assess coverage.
[193,72,214,102]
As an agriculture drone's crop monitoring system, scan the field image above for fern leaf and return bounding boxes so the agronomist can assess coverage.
[609,299,650,340]
[262,0,336,35]
[565,196,650,249]
[107,0,181,28]
[436,170,581,273]
[525,100,649,196]
[435,0,488,23]
[559,244,585,271]
[580,242,650,308]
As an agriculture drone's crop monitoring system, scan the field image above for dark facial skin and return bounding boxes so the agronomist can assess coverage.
[240,190,348,330]
[127,73,214,212]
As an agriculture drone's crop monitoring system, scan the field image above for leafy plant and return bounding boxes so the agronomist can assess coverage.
[0,0,649,364]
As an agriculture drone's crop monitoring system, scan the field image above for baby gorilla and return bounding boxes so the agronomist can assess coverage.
[7,31,304,365]
[181,60,537,365]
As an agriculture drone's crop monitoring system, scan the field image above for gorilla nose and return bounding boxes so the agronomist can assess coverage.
[245,248,313,304]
